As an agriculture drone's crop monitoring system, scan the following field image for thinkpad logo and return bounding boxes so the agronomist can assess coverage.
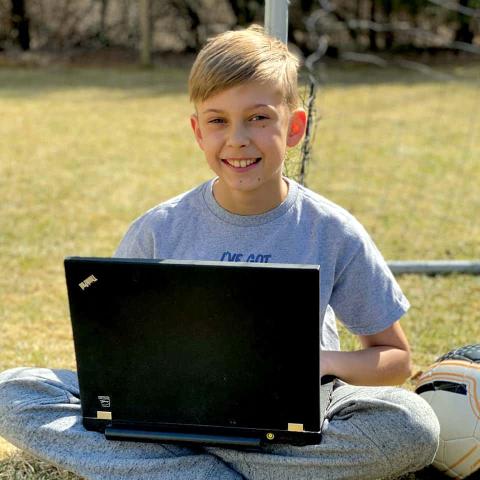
[79,275,98,291]
[98,395,111,408]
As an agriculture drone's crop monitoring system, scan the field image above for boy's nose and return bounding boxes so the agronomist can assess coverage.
[227,124,250,148]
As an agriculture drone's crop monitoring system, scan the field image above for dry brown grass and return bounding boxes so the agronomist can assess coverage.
[0,62,479,478]
[0,451,82,479]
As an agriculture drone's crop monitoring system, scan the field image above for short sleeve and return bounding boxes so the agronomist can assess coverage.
[329,232,410,336]
[114,215,154,259]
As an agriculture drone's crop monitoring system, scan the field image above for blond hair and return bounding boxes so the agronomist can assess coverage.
[189,25,300,110]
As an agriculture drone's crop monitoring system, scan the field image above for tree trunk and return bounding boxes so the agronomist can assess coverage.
[229,0,257,26]
[11,0,30,50]
[183,0,201,53]
[454,0,474,44]
[368,0,377,52]
[383,0,394,51]
[99,0,109,45]
[139,0,152,67]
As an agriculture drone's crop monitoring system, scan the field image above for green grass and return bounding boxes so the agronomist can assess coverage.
[0,62,479,479]
[0,451,81,479]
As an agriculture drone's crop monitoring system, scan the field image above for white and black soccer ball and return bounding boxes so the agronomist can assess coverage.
[415,344,480,479]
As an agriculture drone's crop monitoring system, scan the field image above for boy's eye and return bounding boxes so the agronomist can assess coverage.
[208,118,225,124]
[250,115,268,122]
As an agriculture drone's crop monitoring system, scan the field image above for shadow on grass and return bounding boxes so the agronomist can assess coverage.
[0,65,190,99]
[0,56,478,100]
[303,58,480,88]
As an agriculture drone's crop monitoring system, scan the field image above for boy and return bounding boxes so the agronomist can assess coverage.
[0,25,439,479]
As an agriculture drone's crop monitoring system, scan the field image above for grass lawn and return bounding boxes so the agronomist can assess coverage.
[0,61,479,479]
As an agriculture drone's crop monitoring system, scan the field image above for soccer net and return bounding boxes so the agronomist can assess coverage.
[278,1,480,273]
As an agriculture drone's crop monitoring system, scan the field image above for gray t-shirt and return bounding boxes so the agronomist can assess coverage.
[115,178,409,350]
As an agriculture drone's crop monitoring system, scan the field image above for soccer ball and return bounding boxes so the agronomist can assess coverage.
[415,344,480,479]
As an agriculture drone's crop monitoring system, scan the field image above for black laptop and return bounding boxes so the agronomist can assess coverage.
[64,257,324,449]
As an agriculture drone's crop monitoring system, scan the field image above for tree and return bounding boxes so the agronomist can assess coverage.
[229,0,260,26]
[98,0,110,46]
[454,0,475,44]
[368,0,378,51]
[168,0,202,53]
[139,0,152,66]
[383,0,394,50]
[10,0,30,50]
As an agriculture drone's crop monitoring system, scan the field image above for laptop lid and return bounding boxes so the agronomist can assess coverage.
[64,257,322,448]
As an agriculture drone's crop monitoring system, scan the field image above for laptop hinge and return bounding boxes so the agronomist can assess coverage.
[105,426,262,449]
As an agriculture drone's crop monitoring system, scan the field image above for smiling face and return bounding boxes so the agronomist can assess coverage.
[190,82,306,215]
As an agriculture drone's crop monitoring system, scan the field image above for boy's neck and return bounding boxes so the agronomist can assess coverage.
[212,177,289,215]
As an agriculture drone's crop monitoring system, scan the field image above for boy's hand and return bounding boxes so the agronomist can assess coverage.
[320,321,412,386]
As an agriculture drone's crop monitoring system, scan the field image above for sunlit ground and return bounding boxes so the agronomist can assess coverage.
[0,62,479,479]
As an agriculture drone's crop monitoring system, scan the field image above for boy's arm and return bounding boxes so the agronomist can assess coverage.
[320,321,412,386]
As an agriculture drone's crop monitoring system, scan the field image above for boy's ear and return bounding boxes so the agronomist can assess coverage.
[287,109,307,148]
[190,114,204,150]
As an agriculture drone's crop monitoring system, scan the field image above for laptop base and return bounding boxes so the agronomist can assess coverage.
[85,418,322,448]
[105,426,263,449]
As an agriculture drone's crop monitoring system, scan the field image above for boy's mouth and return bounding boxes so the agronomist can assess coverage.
[222,158,261,169]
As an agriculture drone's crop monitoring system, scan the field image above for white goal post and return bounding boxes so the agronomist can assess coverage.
[264,0,290,43]
[263,0,480,276]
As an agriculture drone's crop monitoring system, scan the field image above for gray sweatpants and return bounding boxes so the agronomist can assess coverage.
[0,368,439,480]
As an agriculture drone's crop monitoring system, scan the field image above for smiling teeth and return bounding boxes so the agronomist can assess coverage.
[227,158,258,168]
